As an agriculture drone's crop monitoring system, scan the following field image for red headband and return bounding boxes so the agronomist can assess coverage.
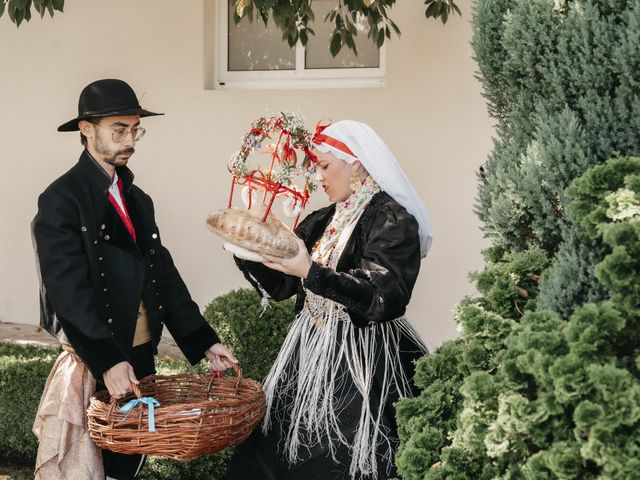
[312,122,356,158]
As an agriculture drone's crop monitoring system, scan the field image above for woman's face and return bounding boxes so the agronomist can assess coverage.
[313,149,355,202]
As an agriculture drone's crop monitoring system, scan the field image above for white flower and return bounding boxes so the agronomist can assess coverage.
[606,188,640,221]
[242,133,263,152]
[280,112,305,132]
[228,151,249,176]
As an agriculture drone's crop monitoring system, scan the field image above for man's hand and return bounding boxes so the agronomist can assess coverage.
[205,343,238,372]
[103,361,138,399]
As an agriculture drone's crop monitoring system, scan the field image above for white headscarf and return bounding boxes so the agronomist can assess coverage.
[313,120,433,257]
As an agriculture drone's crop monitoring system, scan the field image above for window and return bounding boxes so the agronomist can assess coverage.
[216,0,386,89]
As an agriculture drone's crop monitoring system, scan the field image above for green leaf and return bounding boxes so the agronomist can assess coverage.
[299,28,308,45]
[33,0,44,16]
[14,5,24,26]
[390,19,400,36]
[345,33,357,55]
[234,1,253,22]
[0,2,5,18]
[46,0,54,17]
[441,7,448,24]
[376,27,385,47]
[13,0,28,10]
[23,0,31,21]
[286,31,298,47]
[330,31,342,57]
[8,2,16,22]
[51,0,63,11]
[425,1,439,18]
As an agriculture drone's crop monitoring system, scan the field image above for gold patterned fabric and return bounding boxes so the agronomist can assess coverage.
[32,351,104,480]
[132,300,151,347]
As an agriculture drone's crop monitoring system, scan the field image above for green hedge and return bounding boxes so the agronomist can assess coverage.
[0,288,295,479]
[203,287,295,382]
[0,343,56,466]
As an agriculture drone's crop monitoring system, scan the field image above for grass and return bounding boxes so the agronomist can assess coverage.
[0,463,33,480]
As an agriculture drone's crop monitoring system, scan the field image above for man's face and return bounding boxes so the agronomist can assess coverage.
[90,115,141,167]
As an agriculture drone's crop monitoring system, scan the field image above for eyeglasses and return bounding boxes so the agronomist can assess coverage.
[94,123,146,143]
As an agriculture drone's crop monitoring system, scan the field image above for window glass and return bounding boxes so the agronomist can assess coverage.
[227,8,295,71]
[305,0,380,69]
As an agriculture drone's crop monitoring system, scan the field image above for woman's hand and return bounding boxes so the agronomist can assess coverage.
[261,238,312,278]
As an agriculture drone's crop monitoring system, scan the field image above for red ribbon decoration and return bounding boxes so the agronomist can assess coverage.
[228,115,318,230]
[108,178,136,242]
[311,121,356,158]
[303,146,318,163]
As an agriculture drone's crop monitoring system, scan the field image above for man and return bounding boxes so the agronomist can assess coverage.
[32,79,236,480]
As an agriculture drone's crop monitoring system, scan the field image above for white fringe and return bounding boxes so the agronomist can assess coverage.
[262,292,427,479]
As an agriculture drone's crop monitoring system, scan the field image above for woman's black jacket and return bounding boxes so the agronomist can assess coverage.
[236,191,422,326]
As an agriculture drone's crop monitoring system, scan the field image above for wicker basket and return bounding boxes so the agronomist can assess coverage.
[86,365,266,460]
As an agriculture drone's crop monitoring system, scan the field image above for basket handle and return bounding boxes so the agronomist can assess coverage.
[207,364,244,395]
[231,363,243,389]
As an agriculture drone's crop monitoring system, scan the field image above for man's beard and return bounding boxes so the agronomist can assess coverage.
[95,135,135,166]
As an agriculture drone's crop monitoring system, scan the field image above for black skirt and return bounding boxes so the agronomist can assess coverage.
[225,328,424,480]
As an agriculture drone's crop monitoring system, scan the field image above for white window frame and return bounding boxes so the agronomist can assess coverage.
[215,1,386,90]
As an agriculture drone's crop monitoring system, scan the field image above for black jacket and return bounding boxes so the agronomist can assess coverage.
[32,151,219,380]
[236,191,422,326]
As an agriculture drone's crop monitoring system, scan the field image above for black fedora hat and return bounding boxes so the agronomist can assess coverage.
[58,79,163,132]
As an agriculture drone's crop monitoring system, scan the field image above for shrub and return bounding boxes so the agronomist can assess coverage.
[402,157,640,478]
[0,344,56,465]
[203,287,295,382]
[140,452,232,480]
[397,0,640,475]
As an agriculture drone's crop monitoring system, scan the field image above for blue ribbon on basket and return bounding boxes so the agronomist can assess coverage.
[119,397,161,432]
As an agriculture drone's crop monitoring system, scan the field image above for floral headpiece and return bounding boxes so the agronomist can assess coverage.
[227,112,317,228]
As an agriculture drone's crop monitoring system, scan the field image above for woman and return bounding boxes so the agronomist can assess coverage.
[226,120,433,480]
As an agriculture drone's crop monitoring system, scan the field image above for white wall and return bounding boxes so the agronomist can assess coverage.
[0,0,492,350]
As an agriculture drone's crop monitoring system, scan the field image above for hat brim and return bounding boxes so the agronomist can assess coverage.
[57,109,164,132]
